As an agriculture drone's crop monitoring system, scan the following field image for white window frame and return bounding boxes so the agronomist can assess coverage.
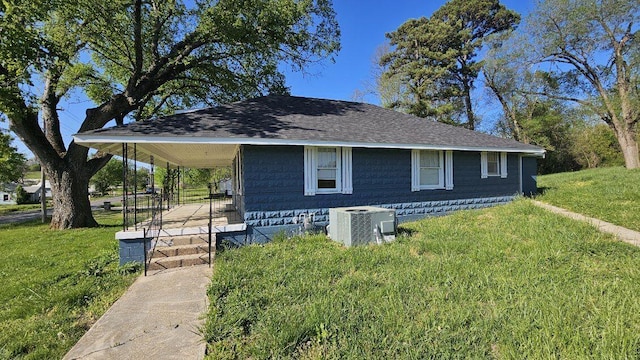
[316,147,342,194]
[481,151,508,179]
[411,149,454,191]
[304,146,352,196]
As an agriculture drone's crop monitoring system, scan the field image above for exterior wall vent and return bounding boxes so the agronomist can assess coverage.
[328,206,396,246]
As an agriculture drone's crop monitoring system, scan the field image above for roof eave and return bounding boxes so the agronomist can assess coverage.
[73,134,546,157]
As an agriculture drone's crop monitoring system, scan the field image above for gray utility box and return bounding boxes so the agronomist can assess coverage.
[328,206,396,247]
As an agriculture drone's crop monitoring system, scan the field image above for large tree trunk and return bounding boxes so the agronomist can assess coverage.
[47,162,98,228]
[462,80,475,130]
[613,123,640,169]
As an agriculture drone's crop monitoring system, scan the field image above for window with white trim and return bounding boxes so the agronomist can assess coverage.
[411,150,454,191]
[481,152,508,179]
[317,147,340,192]
[487,152,500,176]
[304,146,352,196]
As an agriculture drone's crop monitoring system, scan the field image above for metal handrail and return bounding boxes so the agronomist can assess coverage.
[208,184,213,268]
[143,191,163,276]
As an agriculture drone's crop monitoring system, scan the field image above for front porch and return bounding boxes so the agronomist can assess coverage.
[138,199,243,231]
[117,198,247,273]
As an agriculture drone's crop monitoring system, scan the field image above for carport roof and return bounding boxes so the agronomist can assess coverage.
[73,95,545,168]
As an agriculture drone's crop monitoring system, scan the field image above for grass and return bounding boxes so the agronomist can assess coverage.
[537,166,640,231]
[23,172,41,180]
[0,211,140,359]
[205,199,640,359]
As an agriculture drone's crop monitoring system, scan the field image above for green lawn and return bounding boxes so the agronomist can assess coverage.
[205,200,640,359]
[0,212,140,359]
[537,166,640,231]
[23,172,41,180]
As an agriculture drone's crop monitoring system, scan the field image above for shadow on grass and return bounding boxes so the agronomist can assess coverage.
[397,225,417,237]
[536,186,551,196]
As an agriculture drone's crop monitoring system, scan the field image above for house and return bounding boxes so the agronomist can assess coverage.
[0,183,18,205]
[24,180,52,203]
[74,95,545,242]
[219,178,233,196]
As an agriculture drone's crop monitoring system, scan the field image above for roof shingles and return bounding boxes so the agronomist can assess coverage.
[78,95,544,153]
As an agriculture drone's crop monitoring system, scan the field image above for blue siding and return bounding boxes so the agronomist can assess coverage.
[119,238,150,265]
[521,156,538,196]
[242,145,521,212]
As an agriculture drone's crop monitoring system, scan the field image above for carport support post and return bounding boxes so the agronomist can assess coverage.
[134,143,138,230]
[122,143,128,231]
[208,182,212,268]
[166,162,170,211]
[177,166,180,206]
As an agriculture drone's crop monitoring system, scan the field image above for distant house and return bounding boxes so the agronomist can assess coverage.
[24,181,52,203]
[0,183,18,205]
[74,95,545,242]
[218,178,233,196]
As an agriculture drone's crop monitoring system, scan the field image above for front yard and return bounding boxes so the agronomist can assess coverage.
[0,212,139,359]
[205,199,640,359]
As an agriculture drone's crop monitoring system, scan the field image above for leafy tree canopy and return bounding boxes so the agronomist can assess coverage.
[381,0,519,129]
[0,0,340,228]
[525,0,640,168]
[0,131,26,185]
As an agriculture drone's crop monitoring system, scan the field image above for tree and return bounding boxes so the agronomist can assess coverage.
[91,159,149,195]
[0,130,26,185]
[483,32,543,143]
[527,0,640,168]
[381,0,519,129]
[90,159,123,196]
[351,43,410,110]
[14,185,30,205]
[0,0,340,228]
[570,123,624,169]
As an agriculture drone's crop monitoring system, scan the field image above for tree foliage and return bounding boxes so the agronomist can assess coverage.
[90,159,122,196]
[90,159,148,195]
[0,131,26,185]
[14,185,30,205]
[571,123,624,169]
[526,0,640,168]
[0,0,340,228]
[381,0,519,129]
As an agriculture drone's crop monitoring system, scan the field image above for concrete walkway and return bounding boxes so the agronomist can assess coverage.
[532,200,640,248]
[63,265,212,360]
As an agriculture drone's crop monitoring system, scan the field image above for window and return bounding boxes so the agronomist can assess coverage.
[487,152,500,176]
[3,194,8,201]
[317,147,339,190]
[304,146,352,196]
[412,150,453,191]
[481,152,508,179]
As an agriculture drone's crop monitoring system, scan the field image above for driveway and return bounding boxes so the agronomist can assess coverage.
[0,209,52,225]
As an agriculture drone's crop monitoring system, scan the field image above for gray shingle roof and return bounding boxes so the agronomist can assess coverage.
[77,95,544,153]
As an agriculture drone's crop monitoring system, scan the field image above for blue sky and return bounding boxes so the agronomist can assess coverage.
[285,0,533,102]
[8,0,534,157]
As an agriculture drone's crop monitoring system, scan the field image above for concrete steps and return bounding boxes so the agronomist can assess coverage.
[157,234,210,246]
[147,253,211,271]
[151,243,209,258]
[148,234,213,271]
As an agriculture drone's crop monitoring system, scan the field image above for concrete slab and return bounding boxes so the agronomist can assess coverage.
[63,265,212,360]
[532,200,640,248]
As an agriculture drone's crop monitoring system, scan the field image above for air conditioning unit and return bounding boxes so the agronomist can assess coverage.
[328,206,396,247]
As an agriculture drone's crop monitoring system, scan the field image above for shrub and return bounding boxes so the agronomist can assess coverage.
[14,185,30,204]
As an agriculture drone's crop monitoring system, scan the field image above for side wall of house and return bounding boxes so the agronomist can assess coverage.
[232,145,526,243]
[521,156,538,196]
